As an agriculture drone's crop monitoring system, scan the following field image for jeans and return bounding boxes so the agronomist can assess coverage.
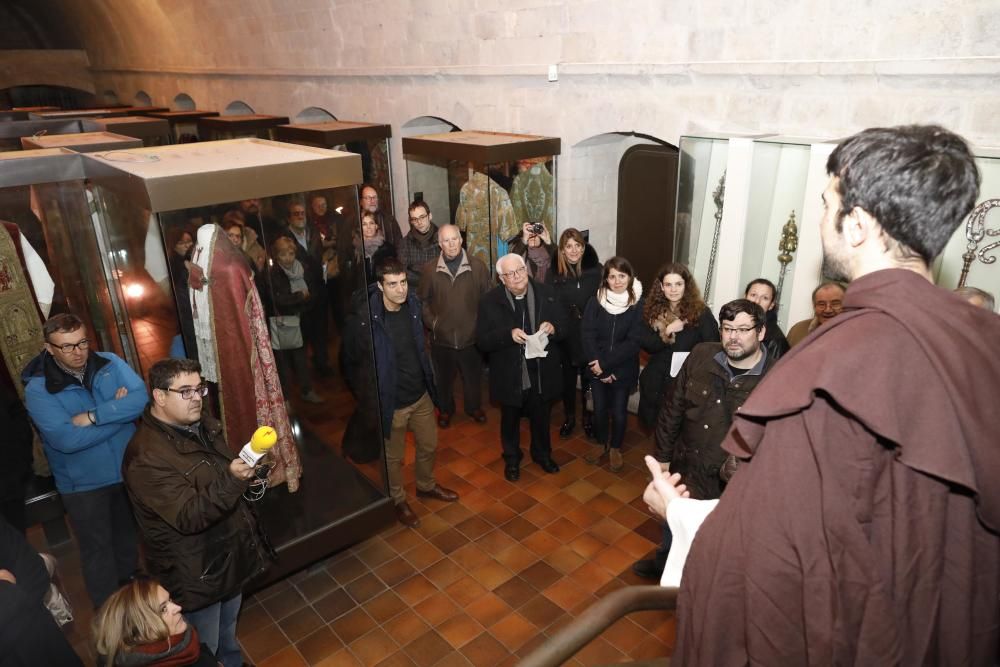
[500,390,552,466]
[559,348,590,422]
[590,379,630,450]
[185,593,243,667]
[385,392,438,504]
[63,483,138,609]
[430,345,483,415]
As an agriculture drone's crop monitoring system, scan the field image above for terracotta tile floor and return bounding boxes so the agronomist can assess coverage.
[29,336,676,665]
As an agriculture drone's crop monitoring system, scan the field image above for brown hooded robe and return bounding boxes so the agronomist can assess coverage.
[674,269,1000,666]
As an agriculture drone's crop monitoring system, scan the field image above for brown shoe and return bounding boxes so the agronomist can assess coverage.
[394,501,420,528]
[609,448,624,472]
[585,444,608,465]
[416,485,459,502]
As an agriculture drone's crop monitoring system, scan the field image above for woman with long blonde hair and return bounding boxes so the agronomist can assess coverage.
[94,578,219,666]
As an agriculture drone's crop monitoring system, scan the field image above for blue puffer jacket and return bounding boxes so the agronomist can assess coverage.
[22,351,148,494]
[366,285,439,435]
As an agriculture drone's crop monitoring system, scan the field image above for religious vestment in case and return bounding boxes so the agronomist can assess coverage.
[455,171,516,269]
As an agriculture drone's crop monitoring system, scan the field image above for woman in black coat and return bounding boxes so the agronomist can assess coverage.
[546,228,601,439]
[581,257,644,472]
[637,262,719,429]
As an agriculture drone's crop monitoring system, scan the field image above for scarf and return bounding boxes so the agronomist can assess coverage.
[364,232,385,259]
[279,259,307,293]
[113,625,202,667]
[504,282,537,391]
[408,225,436,248]
[527,245,551,283]
[597,278,643,315]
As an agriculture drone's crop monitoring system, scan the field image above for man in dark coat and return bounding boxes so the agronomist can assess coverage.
[476,253,568,482]
[123,358,271,667]
[672,125,1000,666]
[0,382,33,533]
[633,299,776,580]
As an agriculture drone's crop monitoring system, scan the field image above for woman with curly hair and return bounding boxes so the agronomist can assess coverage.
[637,262,719,428]
[94,578,219,666]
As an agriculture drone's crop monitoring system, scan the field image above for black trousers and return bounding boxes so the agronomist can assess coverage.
[559,344,590,422]
[591,379,630,450]
[301,302,330,370]
[500,389,552,466]
[431,345,483,415]
[275,346,312,395]
[63,483,139,609]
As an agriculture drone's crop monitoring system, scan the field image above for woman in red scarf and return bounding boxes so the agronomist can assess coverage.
[94,578,220,666]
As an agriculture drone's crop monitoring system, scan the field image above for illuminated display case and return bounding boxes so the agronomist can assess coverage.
[82,139,392,583]
[84,117,172,147]
[197,114,290,141]
[0,119,88,151]
[402,130,560,273]
[275,120,395,221]
[147,109,220,143]
[20,131,143,153]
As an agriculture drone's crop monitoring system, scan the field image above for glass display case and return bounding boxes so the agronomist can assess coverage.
[935,147,1000,302]
[82,138,392,583]
[29,108,135,121]
[402,130,560,273]
[146,109,219,143]
[197,114,290,141]
[0,106,60,121]
[0,119,88,152]
[275,120,394,222]
[20,131,143,153]
[83,117,172,147]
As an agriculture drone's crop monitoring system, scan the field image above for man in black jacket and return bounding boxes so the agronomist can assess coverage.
[476,253,568,482]
[0,382,33,533]
[123,358,270,667]
[632,299,776,579]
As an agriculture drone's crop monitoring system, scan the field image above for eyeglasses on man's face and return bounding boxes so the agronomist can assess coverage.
[720,325,757,336]
[409,213,429,224]
[290,210,306,217]
[165,384,209,400]
[52,339,90,353]
[500,266,527,280]
[361,194,378,201]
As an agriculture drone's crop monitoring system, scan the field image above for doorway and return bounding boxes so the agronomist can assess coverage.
[616,143,679,286]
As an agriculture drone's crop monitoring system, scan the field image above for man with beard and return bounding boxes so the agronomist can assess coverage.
[669,125,999,665]
[238,198,282,242]
[631,299,775,580]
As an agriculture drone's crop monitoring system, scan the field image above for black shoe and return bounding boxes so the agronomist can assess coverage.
[469,409,487,423]
[582,417,594,439]
[558,417,575,439]
[504,465,520,482]
[437,412,452,428]
[314,365,335,378]
[631,558,666,580]
[534,458,560,474]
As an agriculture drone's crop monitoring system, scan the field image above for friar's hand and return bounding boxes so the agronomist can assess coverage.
[642,455,690,520]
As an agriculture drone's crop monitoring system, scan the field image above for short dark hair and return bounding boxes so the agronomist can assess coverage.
[149,358,202,391]
[719,299,765,329]
[375,257,406,284]
[811,281,846,303]
[43,313,84,341]
[600,256,638,306]
[744,278,776,302]
[408,200,430,217]
[826,124,980,264]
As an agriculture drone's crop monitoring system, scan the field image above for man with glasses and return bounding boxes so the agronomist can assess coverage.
[419,224,491,428]
[476,253,567,481]
[22,313,147,609]
[359,184,404,249]
[631,299,775,580]
[398,200,439,291]
[123,358,270,667]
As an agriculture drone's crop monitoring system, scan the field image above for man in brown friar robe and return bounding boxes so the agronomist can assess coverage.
[672,125,1000,666]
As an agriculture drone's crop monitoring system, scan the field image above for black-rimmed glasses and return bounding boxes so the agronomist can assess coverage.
[52,339,90,353]
[166,384,209,400]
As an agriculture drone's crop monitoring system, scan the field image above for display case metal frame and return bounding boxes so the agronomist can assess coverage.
[402,130,561,164]
[146,109,220,142]
[20,131,143,153]
[197,114,290,141]
[0,119,89,151]
[82,117,172,147]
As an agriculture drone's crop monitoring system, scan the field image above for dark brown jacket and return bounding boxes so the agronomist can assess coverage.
[654,341,775,499]
[122,409,270,610]
[419,250,492,350]
[675,269,1000,666]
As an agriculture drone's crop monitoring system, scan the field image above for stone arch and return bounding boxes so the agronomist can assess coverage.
[134,90,152,106]
[101,89,119,105]
[401,115,460,136]
[173,93,195,110]
[294,106,336,123]
[399,116,462,232]
[223,100,254,116]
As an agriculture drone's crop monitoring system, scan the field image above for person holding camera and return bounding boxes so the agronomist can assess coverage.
[508,221,555,283]
[122,358,272,667]
[545,228,601,439]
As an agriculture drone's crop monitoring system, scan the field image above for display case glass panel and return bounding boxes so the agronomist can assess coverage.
[83,139,390,583]
[147,110,220,143]
[935,148,1000,304]
[84,117,171,147]
[275,120,394,221]
[740,137,812,326]
[20,131,142,153]
[402,131,560,274]
[197,115,290,141]
[29,108,134,121]
[675,134,731,293]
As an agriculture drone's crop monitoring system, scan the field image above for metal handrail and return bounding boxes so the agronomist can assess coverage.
[518,585,679,667]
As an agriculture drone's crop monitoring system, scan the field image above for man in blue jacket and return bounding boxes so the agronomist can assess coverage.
[367,258,458,527]
[23,313,147,609]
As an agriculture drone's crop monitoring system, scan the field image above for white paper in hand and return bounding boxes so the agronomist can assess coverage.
[669,352,690,377]
[524,330,550,359]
